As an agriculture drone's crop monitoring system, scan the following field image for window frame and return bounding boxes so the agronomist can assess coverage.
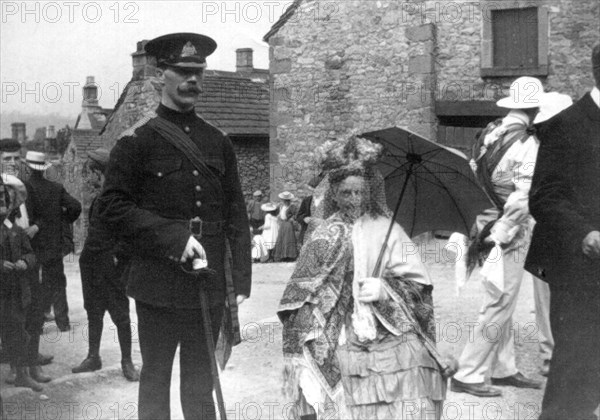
[481,4,549,77]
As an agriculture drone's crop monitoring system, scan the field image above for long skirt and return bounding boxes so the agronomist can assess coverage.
[337,332,445,419]
[274,220,297,261]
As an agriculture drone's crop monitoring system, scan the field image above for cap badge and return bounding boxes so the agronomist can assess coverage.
[181,41,197,57]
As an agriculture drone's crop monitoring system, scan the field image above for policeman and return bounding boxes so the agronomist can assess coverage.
[97,33,252,419]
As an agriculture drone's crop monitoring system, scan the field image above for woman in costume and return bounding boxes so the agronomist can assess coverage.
[274,191,298,262]
[278,136,448,420]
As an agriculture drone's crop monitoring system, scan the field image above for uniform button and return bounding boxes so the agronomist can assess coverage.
[195,201,202,207]
[184,126,191,133]
[195,185,202,192]
[193,170,199,176]
[157,172,163,178]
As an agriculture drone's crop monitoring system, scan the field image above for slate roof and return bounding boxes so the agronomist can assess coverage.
[74,108,111,131]
[71,129,105,159]
[263,0,303,42]
[195,72,269,137]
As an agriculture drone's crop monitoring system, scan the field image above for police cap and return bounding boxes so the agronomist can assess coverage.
[145,32,217,69]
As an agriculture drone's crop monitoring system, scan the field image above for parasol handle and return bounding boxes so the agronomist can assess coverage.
[372,165,414,277]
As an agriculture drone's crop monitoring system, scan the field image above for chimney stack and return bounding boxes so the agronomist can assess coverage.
[11,122,26,143]
[236,48,254,73]
[45,125,56,139]
[132,40,157,81]
[83,76,99,107]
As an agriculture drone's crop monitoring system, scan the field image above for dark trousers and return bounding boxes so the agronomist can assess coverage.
[0,296,29,367]
[41,257,69,328]
[136,300,224,420]
[25,269,44,364]
[539,263,600,420]
[80,261,131,358]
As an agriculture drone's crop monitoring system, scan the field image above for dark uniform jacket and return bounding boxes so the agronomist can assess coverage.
[1,222,36,308]
[98,104,251,309]
[25,176,82,264]
[526,92,600,285]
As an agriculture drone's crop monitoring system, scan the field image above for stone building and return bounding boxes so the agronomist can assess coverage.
[264,0,599,198]
[62,76,113,251]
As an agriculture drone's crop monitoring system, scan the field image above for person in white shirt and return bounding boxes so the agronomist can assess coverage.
[451,77,545,397]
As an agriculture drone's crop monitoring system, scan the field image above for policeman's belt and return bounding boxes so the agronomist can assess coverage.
[189,218,226,238]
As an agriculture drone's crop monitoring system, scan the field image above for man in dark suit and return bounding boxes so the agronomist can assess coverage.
[24,151,81,332]
[98,32,251,419]
[526,44,600,420]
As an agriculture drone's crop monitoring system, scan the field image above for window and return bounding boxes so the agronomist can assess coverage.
[481,5,549,77]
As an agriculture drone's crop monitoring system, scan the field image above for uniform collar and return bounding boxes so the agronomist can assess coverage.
[156,103,198,125]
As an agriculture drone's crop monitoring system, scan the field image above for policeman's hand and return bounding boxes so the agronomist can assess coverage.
[24,225,39,238]
[303,217,312,224]
[181,236,206,263]
[14,260,27,271]
[582,231,600,259]
[236,295,247,305]
[357,277,389,303]
[1,260,15,273]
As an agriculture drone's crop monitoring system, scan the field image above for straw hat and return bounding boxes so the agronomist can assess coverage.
[278,191,294,200]
[496,77,545,109]
[261,202,277,212]
[25,151,52,171]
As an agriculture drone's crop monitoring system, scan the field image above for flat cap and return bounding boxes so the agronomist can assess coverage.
[0,138,21,153]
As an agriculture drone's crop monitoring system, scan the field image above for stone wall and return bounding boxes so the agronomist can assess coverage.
[435,0,599,101]
[267,0,599,199]
[233,137,270,201]
[267,0,437,199]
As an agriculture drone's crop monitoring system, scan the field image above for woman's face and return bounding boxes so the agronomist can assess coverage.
[334,175,366,220]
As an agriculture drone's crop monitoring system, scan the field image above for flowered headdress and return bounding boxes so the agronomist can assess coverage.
[313,135,390,219]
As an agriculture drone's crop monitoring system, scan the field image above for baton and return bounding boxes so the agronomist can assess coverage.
[185,217,228,420]
[194,264,227,420]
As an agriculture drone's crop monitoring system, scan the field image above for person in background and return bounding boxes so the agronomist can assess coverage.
[260,202,279,262]
[71,148,139,381]
[0,174,41,391]
[527,44,600,420]
[295,175,323,247]
[274,191,298,262]
[0,140,54,386]
[247,190,266,232]
[24,151,81,333]
[452,77,545,397]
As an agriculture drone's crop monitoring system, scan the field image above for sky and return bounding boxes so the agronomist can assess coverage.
[0,0,288,118]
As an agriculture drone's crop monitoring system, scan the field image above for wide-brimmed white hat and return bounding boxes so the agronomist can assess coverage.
[278,191,295,200]
[25,151,52,171]
[533,92,574,124]
[261,202,277,212]
[496,77,545,109]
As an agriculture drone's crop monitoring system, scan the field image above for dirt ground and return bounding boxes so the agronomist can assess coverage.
[1,239,548,419]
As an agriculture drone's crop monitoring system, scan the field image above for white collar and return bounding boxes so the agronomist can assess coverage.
[591,87,600,109]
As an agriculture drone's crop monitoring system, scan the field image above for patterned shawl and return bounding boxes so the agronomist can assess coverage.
[278,213,436,398]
